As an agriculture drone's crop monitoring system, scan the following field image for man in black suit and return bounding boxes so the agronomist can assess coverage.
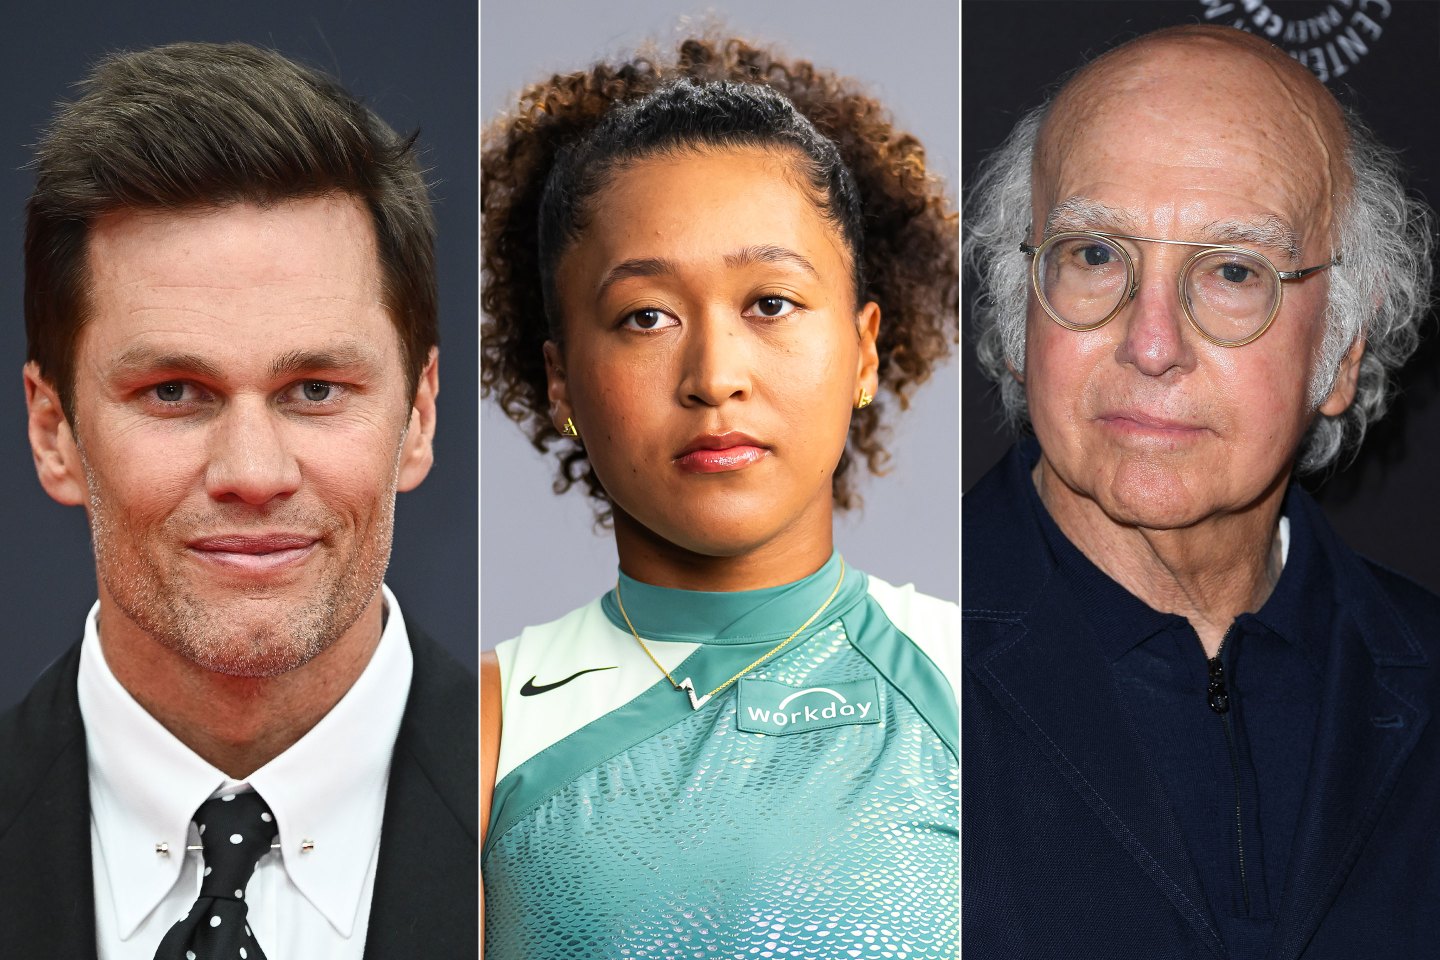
[0,43,475,958]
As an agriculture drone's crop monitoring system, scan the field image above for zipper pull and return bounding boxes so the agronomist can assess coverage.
[1207,655,1230,714]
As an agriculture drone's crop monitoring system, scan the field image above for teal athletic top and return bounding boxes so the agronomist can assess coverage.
[484,552,959,959]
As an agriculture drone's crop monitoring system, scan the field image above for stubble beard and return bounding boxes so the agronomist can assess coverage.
[82,462,398,680]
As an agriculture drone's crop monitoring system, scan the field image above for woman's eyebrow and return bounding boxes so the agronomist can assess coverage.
[723,244,819,277]
[596,257,674,298]
[596,246,820,300]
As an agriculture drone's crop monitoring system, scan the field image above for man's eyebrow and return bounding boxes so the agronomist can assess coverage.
[1045,198,1143,235]
[1198,217,1302,261]
[723,244,820,277]
[109,348,224,381]
[269,344,381,378]
[107,345,381,381]
[1046,199,1303,262]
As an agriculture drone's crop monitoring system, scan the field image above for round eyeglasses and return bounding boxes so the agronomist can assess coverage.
[1019,231,1342,348]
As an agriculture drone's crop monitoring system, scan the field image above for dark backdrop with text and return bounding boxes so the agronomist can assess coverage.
[0,0,478,710]
[963,0,1440,590]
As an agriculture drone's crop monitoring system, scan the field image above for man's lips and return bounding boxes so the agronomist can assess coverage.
[186,534,320,572]
[1096,411,1209,438]
[675,432,770,474]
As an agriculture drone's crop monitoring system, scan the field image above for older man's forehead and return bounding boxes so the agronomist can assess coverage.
[1034,34,1345,256]
[1062,25,1344,118]
[1039,28,1349,181]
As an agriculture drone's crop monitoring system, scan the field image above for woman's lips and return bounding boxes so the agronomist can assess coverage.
[675,445,769,473]
[674,431,770,473]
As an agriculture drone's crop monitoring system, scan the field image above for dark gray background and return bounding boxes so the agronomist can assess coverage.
[481,0,960,650]
[0,0,478,710]
[963,0,1440,590]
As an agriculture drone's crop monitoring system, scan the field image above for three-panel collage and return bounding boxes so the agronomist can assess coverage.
[0,1,1435,957]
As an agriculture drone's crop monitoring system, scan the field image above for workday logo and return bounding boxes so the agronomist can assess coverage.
[736,677,881,737]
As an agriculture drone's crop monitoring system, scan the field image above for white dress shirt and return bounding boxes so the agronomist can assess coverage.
[77,585,414,960]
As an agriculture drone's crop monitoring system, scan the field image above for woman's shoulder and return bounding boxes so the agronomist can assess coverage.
[862,574,959,629]
[490,595,620,694]
[852,572,960,700]
[492,595,607,651]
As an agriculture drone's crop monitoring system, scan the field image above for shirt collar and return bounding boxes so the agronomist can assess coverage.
[78,584,413,939]
[599,551,868,644]
[1016,439,1313,663]
[1243,482,1330,673]
[1015,441,1183,660]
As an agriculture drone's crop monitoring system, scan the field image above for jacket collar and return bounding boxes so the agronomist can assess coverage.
[362,629,477,958]
[0,644,99,959]
[1264,489,1428,960]
[965,442,1431,959]
[0,628,476,960]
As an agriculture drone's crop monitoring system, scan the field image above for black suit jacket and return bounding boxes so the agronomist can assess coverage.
[964,444,1440,959]
[0,630,477,959]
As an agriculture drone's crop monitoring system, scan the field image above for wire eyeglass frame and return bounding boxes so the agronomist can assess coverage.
[1019,229,1342,348]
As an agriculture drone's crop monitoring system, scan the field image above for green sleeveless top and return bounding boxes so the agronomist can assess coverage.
[485,554,958,959]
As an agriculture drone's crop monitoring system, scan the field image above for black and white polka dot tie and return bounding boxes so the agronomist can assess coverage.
[154,791,277,960]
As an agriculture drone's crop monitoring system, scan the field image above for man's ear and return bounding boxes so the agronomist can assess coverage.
[24,362,87,506]
[1318,337,1365,417]
[397,347,439,493]
[543,340,574,433]
[854,301,881,401]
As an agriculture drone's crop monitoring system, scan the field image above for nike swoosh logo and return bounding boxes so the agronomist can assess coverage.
[520,665,618,696]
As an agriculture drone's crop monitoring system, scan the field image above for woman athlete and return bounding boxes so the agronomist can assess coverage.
[480,35,958,959]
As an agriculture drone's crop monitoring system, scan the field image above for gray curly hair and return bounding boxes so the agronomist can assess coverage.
[965,101,1434,474]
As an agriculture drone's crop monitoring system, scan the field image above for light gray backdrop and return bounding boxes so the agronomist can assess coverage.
[480,0,960,648]
[0,0,478,710]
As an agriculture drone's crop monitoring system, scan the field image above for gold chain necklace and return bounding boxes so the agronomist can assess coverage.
[615,558,847,710]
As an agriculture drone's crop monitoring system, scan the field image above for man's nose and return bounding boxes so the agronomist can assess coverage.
[677,314,752,407]
[204,398,302,505]
[1113,262,1198,378]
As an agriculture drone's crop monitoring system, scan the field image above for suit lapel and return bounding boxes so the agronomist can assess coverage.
[1265,550,1430,960]
[1,634,478,959]
[363,631,478,959]
[972,576,1226,959]
[0,644,99,960]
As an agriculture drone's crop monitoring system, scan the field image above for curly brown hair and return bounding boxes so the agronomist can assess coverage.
[481,35,956,511]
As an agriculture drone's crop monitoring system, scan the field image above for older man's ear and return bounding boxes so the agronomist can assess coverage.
[23,362,87,508]
[1318,338,1366,417]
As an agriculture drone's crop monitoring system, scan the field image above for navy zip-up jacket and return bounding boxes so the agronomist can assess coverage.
[964,442,1440,959]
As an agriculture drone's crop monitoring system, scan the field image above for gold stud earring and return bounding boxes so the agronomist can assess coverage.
[560,417,579,437]
[855,389,873,410]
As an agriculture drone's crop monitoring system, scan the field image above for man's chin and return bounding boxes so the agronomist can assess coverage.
[175,631,328,679]
[97,552,388,682]
[130,594,365,680]
[1086,478,1214,532]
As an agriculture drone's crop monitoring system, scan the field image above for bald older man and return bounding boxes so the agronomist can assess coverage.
[963,24,1437,958]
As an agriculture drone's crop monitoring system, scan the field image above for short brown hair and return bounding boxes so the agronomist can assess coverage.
[26,41,437,414]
